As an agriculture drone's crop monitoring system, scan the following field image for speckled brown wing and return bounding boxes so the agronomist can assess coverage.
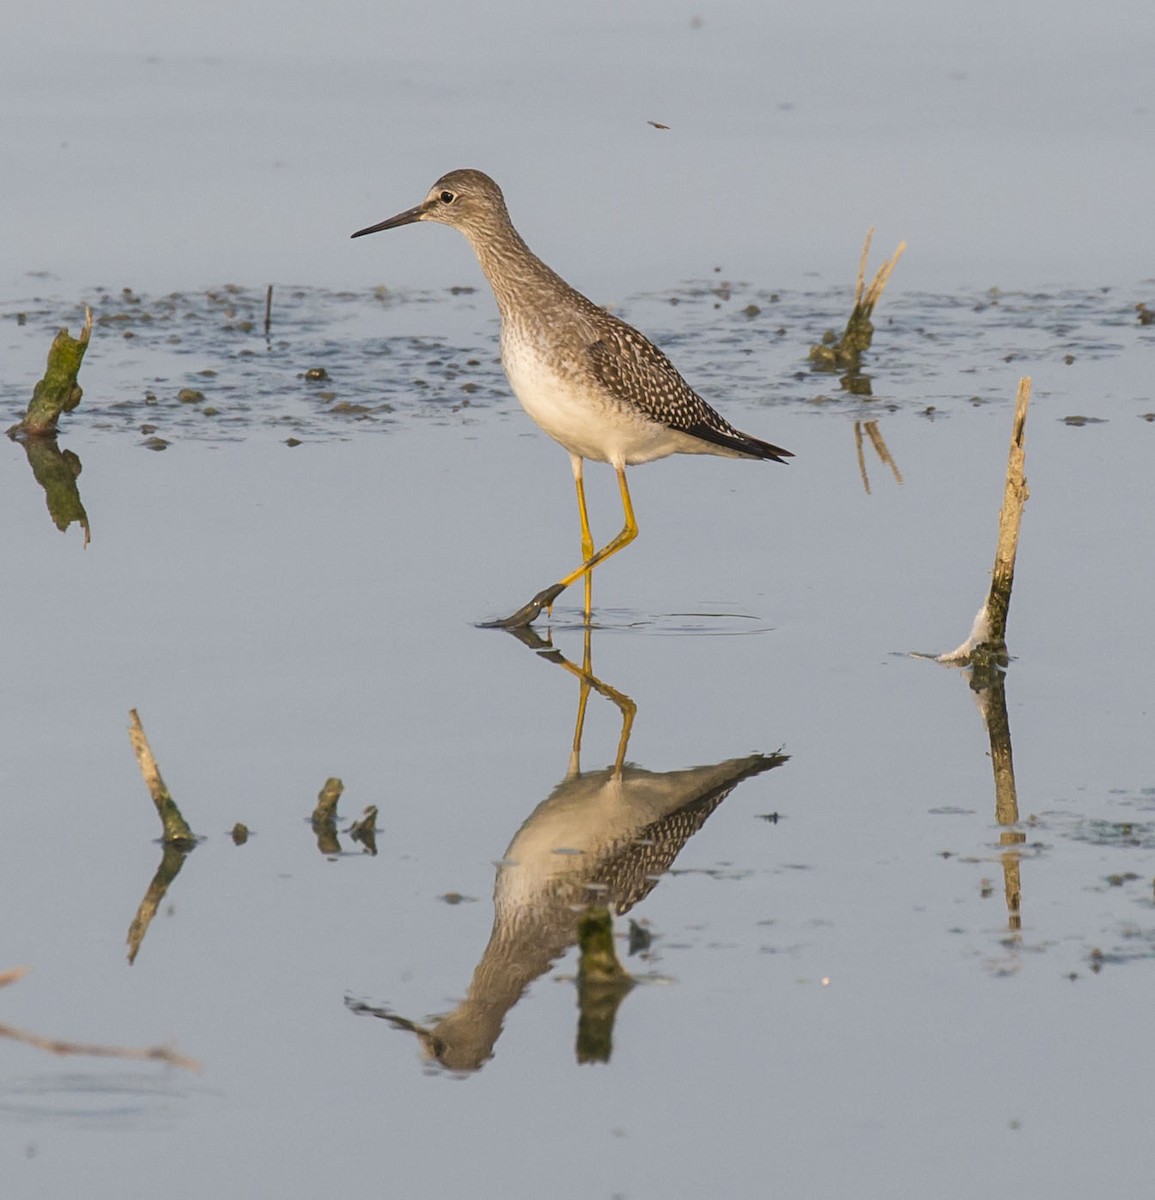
[586,319,793,462]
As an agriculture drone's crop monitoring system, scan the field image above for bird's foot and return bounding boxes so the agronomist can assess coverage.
[480,582,567,630]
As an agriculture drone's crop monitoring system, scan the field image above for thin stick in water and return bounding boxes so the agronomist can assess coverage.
[939,377,1032,662]
[128,709,196,843]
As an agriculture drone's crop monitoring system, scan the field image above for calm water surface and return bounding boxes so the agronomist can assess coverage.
[2,277,1152,1199]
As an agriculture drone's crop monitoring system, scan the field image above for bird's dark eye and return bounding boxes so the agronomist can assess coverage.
[439,190,456,204]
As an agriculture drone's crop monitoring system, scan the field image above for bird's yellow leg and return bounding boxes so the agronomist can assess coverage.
[489,466,637,629]
[572,457,595,621]
[557,465,638,597]
[545,458,595,620]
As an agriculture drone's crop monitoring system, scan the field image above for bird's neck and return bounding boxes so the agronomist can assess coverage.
[461,220,582,329]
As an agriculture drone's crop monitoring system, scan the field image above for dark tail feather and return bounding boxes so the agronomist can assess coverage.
[685,421,793,463]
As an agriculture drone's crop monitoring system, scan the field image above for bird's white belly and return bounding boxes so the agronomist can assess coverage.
[502,340,681,465]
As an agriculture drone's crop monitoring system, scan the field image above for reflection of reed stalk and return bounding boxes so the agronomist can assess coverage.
[975,675,1025,930]
[854,419,904,494]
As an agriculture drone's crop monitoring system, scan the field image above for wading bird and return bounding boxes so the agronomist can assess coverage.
[352,169,791,627]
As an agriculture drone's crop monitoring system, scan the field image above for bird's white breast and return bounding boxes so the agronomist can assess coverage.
[501,332,686,466]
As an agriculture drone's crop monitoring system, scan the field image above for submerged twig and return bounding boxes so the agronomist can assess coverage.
[809,229,906,374]
[0,967,199,1070]
[8,308,93,438]
[939,377,1032,664]
[0,1019,200,1071]
[128,709,196,844]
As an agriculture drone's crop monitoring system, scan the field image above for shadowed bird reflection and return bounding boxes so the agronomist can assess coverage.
[348,629,787,1072]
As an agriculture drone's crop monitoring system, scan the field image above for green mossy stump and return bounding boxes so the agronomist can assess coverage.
[312,777,344,855]
[8,308,93,439]
[809,230,905,376]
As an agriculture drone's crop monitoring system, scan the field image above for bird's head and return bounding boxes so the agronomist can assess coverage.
[351,169,508,240]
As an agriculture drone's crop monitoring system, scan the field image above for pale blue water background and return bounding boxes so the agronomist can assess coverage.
[3,3,1155,1199]
[5,0,1153,295]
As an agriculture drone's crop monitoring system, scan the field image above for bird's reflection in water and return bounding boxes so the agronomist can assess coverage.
[349,628,787,1073]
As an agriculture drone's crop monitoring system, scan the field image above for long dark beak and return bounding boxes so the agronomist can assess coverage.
[351,203,427,239]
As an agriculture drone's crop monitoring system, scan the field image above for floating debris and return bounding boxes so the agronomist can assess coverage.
[347,805,379,855]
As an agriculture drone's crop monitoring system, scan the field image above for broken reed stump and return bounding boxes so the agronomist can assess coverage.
[312,777,344,855]
[809,229,906,374]
[312,777,343,823]
[939,377,1032,666]
[128,709,196,844]
[7,308,93,439]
